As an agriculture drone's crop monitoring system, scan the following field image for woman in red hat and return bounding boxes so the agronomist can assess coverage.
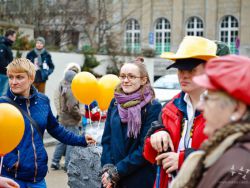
[171,55,250,188]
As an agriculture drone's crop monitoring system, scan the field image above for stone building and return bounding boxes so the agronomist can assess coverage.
[1,0,249,56]
[112,0,250,56]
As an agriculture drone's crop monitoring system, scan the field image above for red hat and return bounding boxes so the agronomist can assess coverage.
[193,55,250,105]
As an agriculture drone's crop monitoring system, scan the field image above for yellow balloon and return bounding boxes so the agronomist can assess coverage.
[97,74,120,111]
[0,103,25,156]
[71,72,98,105]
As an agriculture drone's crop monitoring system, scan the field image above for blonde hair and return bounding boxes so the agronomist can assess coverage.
[7,58,36,79]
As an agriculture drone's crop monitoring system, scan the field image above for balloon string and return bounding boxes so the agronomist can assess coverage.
[88,104,92,127]
[0,156,3,175]
[97,111,102,129]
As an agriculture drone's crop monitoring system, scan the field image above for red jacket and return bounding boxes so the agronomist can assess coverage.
[143,92,207,188]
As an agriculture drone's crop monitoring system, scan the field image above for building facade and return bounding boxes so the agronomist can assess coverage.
[114,0,250,56]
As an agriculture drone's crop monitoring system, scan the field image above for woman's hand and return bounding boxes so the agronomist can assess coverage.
[85,134,96,145]
[150,131,174,153]
[155,152,179,173]
[0,176,20,188]
[101,172,113,188]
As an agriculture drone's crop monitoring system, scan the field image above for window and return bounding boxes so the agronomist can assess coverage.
[186,17,204,36]
[154,18,171,55]
[125,19,141,54]
[220,15,239,54]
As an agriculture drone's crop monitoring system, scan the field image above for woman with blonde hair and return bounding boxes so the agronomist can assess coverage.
[0,58,95,188]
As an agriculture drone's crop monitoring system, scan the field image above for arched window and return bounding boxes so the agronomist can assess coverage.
[186,17,204,36]
[220,15,239,54]
[125,19,141,54]
[154,18,171,55]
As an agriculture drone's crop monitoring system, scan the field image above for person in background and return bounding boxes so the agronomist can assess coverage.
[0,29,16,95]
[54,62,81,120]
[100,58,162,188]
[51,63,82,171]
[0,176,19,188]
[26,37,54,93]
[171,55,250,188]
[0,58,95,188]
[143,36,221,188]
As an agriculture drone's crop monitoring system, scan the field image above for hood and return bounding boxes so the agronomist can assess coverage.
[63,62,81,76]
[0,36,13,47]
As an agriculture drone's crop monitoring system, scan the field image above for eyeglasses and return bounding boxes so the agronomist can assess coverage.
[119,74,142,81]
[200,91,220,103]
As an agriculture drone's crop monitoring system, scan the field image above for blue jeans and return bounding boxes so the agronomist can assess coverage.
[51,126,79,169]
[0,74,8,96]
[4,177,46,188]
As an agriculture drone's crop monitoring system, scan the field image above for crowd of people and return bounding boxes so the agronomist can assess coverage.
[0,28,250,188]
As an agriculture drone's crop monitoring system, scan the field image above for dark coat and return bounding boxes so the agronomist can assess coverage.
[101,99,162,188]
[26,49,54,83]
[0,36,14,75]
[0,86,87,182]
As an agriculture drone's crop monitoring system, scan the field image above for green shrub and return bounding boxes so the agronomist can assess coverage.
[142,48,155,57]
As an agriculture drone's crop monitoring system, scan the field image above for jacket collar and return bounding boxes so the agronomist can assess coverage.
[173,91,201,119]
[7,85,38,103]
[0,36,13,47]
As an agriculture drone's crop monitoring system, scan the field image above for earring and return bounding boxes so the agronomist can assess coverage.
[230,115,237,122]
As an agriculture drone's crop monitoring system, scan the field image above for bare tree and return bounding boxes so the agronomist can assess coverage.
[0,0,139,55]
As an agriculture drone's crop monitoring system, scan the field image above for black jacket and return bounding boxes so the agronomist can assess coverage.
[0,36,14,75]
[26,49,54,83]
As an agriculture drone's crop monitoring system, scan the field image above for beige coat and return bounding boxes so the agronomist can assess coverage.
[171,131,250,188]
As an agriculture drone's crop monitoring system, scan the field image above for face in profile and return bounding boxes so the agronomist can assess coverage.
[197,90,236,137]
[177,63,205,93]
[119,63,146,94]
[8,33,16,42]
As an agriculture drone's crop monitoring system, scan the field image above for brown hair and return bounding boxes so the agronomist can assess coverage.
[117,57,155,98]
[5,29,16,37]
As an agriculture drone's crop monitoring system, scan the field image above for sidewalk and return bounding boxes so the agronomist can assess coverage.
[44,130,58,147]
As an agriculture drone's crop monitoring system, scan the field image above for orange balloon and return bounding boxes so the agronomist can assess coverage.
[0,103,25,156]
[71,72,98,105]
[97,74,120,111]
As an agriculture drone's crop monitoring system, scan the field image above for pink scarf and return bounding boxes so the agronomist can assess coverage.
[114,85,153,138]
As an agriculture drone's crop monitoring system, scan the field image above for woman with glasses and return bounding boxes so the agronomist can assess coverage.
[100,58,162,188]
[171,55,250,188]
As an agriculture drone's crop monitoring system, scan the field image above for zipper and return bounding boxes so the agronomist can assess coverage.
[184,117,195,148]
[26,99,38,182]
[14,150,20,178]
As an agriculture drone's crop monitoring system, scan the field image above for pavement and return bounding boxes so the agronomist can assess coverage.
[44,131,70,188]
[43,124,104,188]
[45,144,69,188]
[44,130,58,147]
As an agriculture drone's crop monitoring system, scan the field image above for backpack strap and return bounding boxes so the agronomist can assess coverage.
[0,96,43,139]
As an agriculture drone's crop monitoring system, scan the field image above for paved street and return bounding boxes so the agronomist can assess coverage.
[45,144,69,188]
